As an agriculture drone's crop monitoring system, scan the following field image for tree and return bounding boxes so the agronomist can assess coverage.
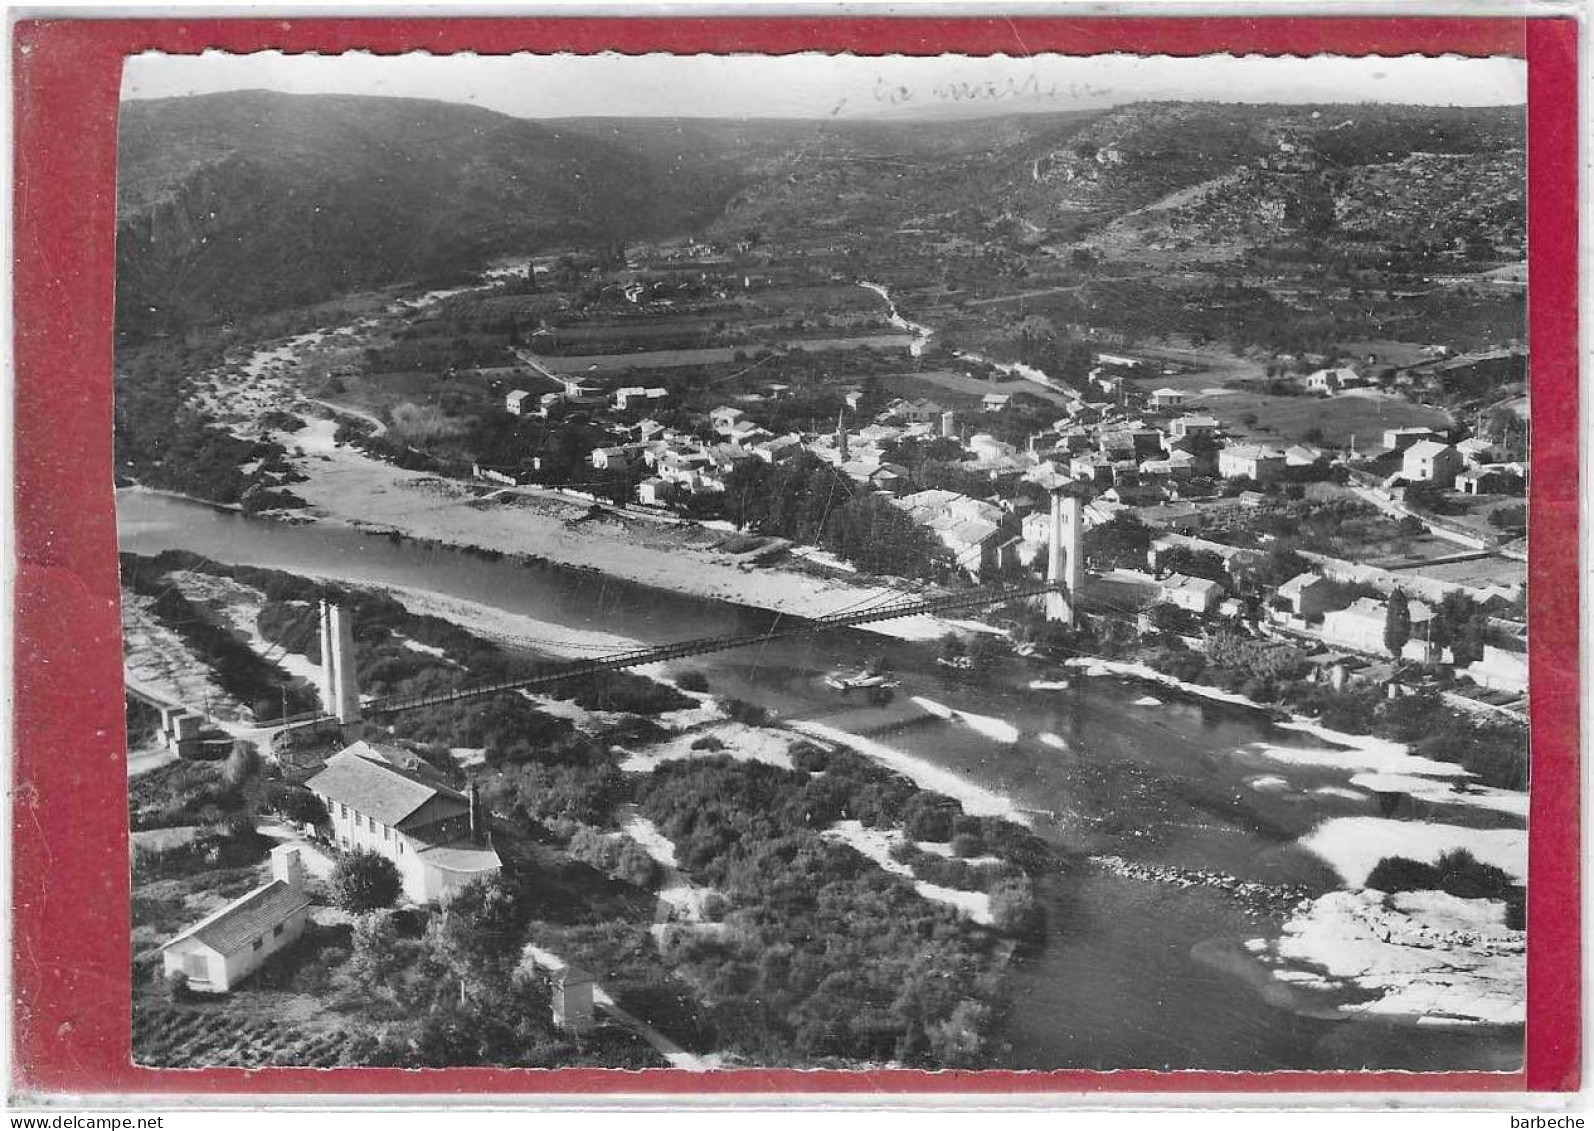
[1145,602,1191,635]
[1488,505,1526,531]
[423,875,530,1002]
[1084,512,1152,571]
[331,849,403,914]
[1403,481,1447,513]
[1431,590,1486,665]
[989,875,1044,939]
[1384,589,1412,658]
[221,740,263,788]
[927,999,991,1068]
[218,740,267,818]
[1248,546,1311,591]
[965,634,1007,673]
[1159,546,1228,584]
[262,781,329,829]
[343,912,409,994]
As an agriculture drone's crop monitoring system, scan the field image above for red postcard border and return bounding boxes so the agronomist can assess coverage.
[10,15,1580,1097]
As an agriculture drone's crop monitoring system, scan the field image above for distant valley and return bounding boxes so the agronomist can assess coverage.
[116,91,1523,339]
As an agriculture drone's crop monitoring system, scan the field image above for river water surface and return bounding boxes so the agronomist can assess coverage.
[119,490,1522,1072]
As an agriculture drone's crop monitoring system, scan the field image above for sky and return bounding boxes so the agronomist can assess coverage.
[122,51,1527,120]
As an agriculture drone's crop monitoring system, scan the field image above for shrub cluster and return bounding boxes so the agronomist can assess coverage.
[1365,849,1525,929]
[566,825,662,891]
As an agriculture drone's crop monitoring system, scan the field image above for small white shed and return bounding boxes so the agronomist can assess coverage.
[160,846,313,994]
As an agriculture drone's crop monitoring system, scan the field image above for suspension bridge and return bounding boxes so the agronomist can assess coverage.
[127,492,1088,742]
[359,579,1062,718]
[134,577,1068,746]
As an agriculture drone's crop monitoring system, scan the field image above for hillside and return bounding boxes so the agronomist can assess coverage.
[115,92,741,337]
[116,93,1523,337]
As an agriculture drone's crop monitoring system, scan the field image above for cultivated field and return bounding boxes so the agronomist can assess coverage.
[529,335,915,374]
[1186,389,1453,446]
[882,369,1072,410]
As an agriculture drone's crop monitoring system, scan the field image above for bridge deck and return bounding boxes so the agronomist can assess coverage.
[363,581,1058,717]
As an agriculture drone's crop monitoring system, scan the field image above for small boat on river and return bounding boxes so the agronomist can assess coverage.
[824,670,898,704]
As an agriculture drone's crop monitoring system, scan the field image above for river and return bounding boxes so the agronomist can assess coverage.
[118,491,1521,1073]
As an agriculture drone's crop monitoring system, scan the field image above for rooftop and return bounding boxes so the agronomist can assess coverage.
[1278,571,1325,597]
[306,744,468,830]
[415,842,503,873]
[1404,439,1455,460]
[1221,443,1285,461]
[1162,572,1222,596]
[163,879,311,957]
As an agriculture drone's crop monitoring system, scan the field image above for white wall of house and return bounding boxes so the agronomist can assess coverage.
[162,939,227,992]
[1161,583,1219,613]
[1320,609,1386,654]
[1463,645,1528,694]
[314,791,498,904]
[419,861,495,904]
[161,908,310,993]
[317,792,432,903]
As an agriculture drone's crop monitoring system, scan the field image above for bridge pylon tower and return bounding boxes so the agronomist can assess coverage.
[319,599,364,738]
[1046,489,1084,626]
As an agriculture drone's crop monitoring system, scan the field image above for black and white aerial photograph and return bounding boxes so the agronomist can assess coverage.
[117,48,1531,1074]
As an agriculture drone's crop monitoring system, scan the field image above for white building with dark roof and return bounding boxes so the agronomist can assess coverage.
[160,846,313,994]
[1284,444,1326,468]
[1402,440,1462,486]
[1159,572,1223,613]
[1169,415,1220,440]
[1276,571,1337,619]
[306,742,500,905]
[1304,366,1364,395]
[1383,426,1441,453]
[1217,443,1287,483]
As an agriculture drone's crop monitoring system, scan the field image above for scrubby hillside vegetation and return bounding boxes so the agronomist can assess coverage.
[116,92,741,338]
[117,94,1524,341]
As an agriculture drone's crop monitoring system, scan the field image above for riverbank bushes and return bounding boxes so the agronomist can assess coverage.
[566,825,662,891]
[1130,634,1528,790]
[626,752,1045,1066]
[1367,849,1525,929]
[890,841,1014,889]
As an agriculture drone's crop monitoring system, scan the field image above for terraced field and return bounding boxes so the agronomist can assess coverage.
[133,1002,369,1068]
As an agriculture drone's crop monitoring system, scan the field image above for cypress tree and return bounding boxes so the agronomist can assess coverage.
[1384,588,1412,658]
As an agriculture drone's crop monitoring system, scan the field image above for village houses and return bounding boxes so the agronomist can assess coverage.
[893,489,1017,581]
